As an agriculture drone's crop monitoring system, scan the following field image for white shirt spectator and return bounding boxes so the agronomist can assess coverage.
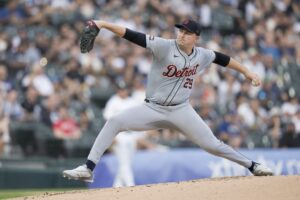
[292,111,300,134]
[199,3,212,27]
[136,56,152,75]
[281,99,299,116]
[103,94,137,120]
[218,79,240,109]
[22,63,54,97]
[237,102,255,127]
[103,89,142,187]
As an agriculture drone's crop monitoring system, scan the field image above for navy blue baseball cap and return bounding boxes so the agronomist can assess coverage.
[175,19,201,36]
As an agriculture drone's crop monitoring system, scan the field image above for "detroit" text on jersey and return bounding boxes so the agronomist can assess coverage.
[162,64,199,77]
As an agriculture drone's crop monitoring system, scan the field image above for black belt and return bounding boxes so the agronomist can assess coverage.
[144,99,179,106]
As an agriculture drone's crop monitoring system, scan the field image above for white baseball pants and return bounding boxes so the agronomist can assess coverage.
[88,101,252,168]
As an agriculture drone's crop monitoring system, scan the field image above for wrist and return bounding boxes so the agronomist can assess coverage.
[93,20,105,29]
[244,70,251,79]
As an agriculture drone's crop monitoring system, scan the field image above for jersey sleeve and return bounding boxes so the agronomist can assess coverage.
[200,48,216,69]
[146,35,171,60]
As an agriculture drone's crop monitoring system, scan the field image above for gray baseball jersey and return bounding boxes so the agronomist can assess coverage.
[145,35,215,106]
[87,35,252,170]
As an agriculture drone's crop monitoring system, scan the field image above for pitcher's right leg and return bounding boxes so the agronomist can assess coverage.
[63,103,165,182]
[87,103,164,164]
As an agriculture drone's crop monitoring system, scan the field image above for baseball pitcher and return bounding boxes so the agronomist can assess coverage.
[63,19,273,183]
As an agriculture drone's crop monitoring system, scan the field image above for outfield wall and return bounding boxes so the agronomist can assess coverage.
[0,149,299,189]
[90,148,300,188]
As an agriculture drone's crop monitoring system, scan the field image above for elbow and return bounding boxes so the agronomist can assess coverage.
[213,51,230,67]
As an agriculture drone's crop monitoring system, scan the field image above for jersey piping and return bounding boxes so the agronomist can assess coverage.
[162,42,187,105]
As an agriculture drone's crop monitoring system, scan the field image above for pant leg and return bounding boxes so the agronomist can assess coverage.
[169,104,252,168]
[88,103,164,164]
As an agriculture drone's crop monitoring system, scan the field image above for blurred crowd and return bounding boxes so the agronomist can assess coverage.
[0,0,300,158]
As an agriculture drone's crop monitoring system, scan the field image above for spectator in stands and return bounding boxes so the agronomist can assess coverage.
[52,105,81,140]
[217,112,245,148]
[3,89,23,121]
[78,109,98,137]
[6,40,29,80]
[0,0,300,156]
[235,81,251,99]
[131,75,146,103]
[40,94,60,128]
[257,79,281,110]
[65,59,84,83]
[249,99,268,132]
[292,109,300,135]
[198,103,219,133]
[267,107,282,148]
[218,71,240,111]
[103,81,154,187]
[0,64,12,93]
[103,81,138,187]
[279,121,300,148]
[260,32,281,60]
[0,115,9,156]
[237,96,254,128]
[281,96,299,117]
[0,91,10,156]
[21,86,41,122]
[68,109,99,157]
[22,62,54,97]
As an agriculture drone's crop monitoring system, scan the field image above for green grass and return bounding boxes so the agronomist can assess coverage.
[0,189,40,199]
[0,188,80,200]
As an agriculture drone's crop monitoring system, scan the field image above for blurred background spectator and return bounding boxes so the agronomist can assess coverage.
[0,0,300,158]
[102,80,158,187]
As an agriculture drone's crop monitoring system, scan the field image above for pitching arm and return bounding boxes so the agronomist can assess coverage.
[93,20,126,37]
[93,20,146,48]
[212,51,261,86]
[227,57,261,87]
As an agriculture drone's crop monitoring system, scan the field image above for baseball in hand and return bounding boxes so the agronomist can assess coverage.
[251,79,259,87]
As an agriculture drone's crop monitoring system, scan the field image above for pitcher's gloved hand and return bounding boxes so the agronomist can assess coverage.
[80,20,100,53]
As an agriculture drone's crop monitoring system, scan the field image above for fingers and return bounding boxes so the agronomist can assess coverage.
[251,75,261,87]
[87,20,100,30]
[245,71,261,87]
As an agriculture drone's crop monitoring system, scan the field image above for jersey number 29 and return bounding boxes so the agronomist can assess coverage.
[183,78,193,89]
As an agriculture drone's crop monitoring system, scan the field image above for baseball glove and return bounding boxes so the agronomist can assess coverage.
[80,20,100,53]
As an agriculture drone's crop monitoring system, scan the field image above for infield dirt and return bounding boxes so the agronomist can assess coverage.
[11,175,300,200]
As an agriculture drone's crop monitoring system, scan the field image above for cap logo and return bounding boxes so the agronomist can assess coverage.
[175,19,201,36]
[183,19,189,25]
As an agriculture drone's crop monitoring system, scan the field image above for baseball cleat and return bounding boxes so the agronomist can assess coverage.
[251,163,273,176]
[63,165,94,183]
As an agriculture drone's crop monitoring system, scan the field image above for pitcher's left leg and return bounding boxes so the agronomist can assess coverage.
[170,104,252,168]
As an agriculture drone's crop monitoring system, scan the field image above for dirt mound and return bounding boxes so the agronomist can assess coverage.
[13,175,300,200]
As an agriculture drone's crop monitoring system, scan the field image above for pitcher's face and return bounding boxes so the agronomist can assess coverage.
[176,29,198,47]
